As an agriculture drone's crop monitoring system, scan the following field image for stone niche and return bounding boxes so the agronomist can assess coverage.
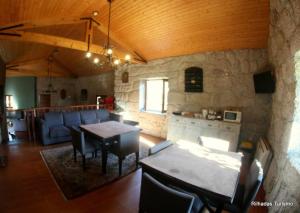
[115,49,271,140]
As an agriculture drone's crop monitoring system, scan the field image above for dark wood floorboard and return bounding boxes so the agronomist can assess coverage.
[0,133,267,213]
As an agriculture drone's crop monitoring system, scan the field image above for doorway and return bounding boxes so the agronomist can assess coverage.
[39,94,51,107]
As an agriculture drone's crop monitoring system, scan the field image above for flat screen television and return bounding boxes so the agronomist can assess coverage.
[253,71,275,93]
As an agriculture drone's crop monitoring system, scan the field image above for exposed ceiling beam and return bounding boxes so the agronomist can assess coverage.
[0,31,141,64]
[0,17,147,63]
[6,69,67,77]
[94,24,147,63]
[6,57,76,78]
[0,17,86,32]
[6,57,45,66]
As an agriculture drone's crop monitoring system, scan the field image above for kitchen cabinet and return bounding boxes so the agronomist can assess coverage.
[167,115,241,152]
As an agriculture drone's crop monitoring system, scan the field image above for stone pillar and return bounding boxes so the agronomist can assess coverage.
[0,57,8,143]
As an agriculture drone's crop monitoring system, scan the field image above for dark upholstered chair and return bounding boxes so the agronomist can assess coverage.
[70,126,99,170]
[220,159,263,213]
[109,131,139,176]
[139,173,204,213]
[148,140,173,156]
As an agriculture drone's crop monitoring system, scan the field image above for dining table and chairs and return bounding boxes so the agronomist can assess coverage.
[79,121,141,175]
[74,120,262,213]
[139,140,263,213]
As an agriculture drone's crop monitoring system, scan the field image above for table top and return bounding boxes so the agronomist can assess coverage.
[80,121,140,139]
[140,140,242,202]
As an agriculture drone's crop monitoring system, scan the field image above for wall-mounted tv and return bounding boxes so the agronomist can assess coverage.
[253,71,275,93]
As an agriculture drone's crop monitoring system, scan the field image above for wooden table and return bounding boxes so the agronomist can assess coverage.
[80,121,141,173]
[139,140,242,212]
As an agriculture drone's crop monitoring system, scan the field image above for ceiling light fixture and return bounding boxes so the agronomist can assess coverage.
[84,0,131,69]
[85,52,92,58]
[92,10,99,16]
[44,57,57,94]
[113,59,120,65]
[125,54,131,62]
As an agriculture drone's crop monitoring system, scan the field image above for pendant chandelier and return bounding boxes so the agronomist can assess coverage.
[85,0,131,68]
[44,57,57,94]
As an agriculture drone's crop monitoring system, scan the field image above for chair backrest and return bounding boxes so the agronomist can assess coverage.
[70,126,86,154]
[148,140,173,155]
[242,159,263,212]
[44,112,64,128]
[112,131,139,157]
[80,110,98,124]
[139,173,194,213]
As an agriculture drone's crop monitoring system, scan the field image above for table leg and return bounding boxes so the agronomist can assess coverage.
[101,141,109,174]
[215,203,224,213]
[102,148,107,174]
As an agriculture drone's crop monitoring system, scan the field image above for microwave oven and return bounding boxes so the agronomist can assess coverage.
[223,110,242,123]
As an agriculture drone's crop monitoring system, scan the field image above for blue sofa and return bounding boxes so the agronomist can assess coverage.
[39,109,122,145]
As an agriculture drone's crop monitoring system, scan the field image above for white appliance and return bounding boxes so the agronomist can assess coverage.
[255,137,273,179]
[223,110,242,123]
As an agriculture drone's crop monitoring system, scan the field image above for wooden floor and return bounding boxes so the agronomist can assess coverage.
[0,134,267,213]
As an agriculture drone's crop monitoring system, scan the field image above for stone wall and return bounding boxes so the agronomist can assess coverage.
[37,77,76,106]
[264,0,300,212]
[75,72,114,104]
[36,72,114,106]
[115,49,271,139]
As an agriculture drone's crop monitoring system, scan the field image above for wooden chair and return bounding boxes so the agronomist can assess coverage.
[139,172,204,213]
[207,159,263,213]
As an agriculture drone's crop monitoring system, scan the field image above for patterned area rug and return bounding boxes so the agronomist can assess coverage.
[41,143,150,199]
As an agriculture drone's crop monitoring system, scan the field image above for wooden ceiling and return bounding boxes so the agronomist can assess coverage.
[0,0,269,77]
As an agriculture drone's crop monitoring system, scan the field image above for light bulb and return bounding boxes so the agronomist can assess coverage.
[85,52,92,58]
[125,54,131,61]
[113,59,120,65]
[92,11,99,16]
[93,58,99,64]
[107,48,113,55]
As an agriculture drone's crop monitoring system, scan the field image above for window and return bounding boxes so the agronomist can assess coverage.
[140,79,169,113]
[5,95,13,108]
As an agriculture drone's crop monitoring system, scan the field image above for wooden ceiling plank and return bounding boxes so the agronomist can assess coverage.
[95,22,147,63]
[0,31,140,64]
[52,57,77,78]
[6,57,45,66]
[0,17,86,31]
[1,16,146,63]
[6,69,66,77]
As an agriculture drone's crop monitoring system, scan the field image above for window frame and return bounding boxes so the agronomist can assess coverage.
[142,79,168,114]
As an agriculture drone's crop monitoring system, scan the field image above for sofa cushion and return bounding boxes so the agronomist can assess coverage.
[80,110,97,124]
[45,112,64,128]
[49,126,70,138]
[96,109,110,122]
[82,118,100,125]
[63,111,81,128]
